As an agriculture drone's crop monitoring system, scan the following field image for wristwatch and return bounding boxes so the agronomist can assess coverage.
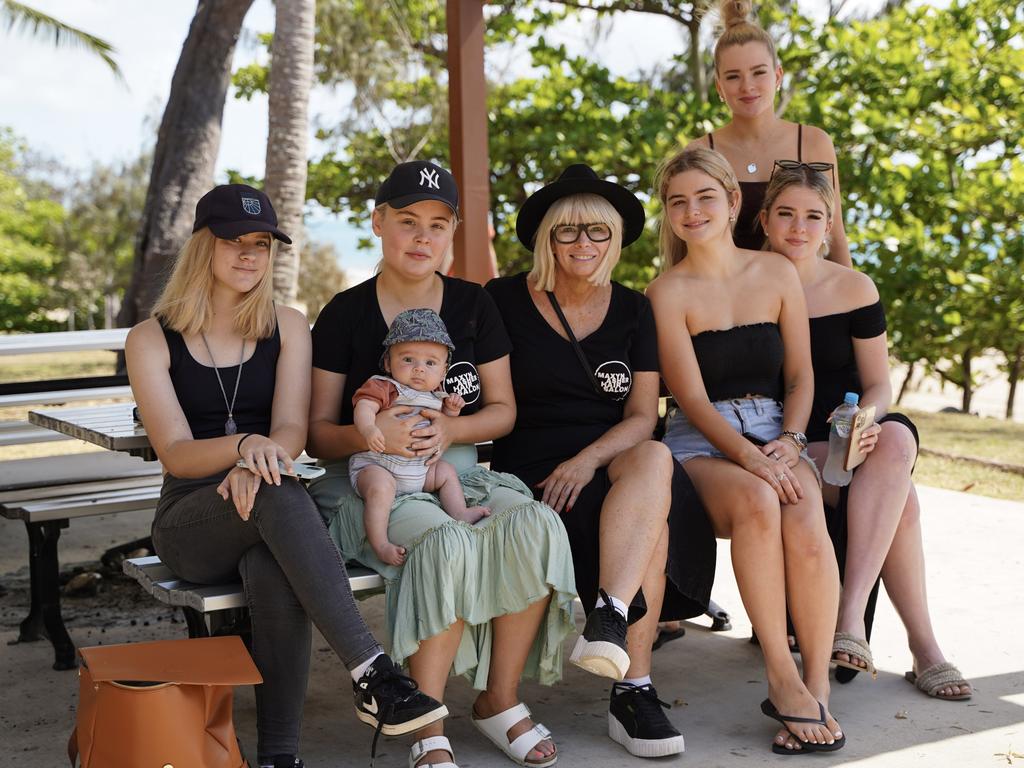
[780,430,808,450]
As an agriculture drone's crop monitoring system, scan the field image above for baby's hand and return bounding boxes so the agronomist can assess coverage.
[442,393,465,416]
[366,427,386,453]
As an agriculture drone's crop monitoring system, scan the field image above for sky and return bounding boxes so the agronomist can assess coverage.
[1,0,880,284]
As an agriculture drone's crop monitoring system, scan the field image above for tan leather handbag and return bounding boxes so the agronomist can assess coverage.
[69,635,263,768]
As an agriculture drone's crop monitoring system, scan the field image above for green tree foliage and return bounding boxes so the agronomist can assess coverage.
[0,129,63,331]
[789,0,1024,411]
[54,154,150,329]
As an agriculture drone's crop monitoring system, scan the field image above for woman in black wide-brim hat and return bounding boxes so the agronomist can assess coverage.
[487,164,717,758]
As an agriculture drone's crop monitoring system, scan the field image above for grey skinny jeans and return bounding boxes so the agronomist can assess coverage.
[153,475,382,763]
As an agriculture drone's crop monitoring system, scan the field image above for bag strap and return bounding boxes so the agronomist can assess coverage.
[545,291,605,398]
[68,726,78,767]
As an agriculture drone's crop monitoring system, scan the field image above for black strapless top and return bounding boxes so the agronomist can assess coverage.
[691,322,784,402]
[807,301,886,442]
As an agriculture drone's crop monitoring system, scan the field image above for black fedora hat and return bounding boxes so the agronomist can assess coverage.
[515,164,645,250]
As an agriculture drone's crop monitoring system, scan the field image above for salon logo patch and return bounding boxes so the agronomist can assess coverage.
[444,361,481,404]
[595,360,632,400]
[419,168,440,190]
[241,197,262,216]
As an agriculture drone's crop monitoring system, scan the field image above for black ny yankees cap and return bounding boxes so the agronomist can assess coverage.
[193,184,292,244]
[374,160,459,215]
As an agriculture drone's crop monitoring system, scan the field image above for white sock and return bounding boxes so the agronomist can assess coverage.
[595,592,628,621]
[350,650,385,682]
[620,675,653,691]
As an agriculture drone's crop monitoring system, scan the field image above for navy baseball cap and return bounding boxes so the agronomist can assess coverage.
[193,184,292,244]
[375,160,459,215]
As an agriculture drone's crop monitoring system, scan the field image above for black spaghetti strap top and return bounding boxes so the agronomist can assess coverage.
[708,126,803,251]
[160,322,280,440]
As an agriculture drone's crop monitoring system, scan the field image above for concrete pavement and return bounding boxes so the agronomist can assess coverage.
[1,485,1022,767]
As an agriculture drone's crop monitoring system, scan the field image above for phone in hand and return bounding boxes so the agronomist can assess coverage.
[844,405,877,472]
[236,459,326,481]
[742,432,768,447]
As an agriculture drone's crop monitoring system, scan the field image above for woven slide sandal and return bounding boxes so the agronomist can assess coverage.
[906,662,972,701]
[831,631,877,679]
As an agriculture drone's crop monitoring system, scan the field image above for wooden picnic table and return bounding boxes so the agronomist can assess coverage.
[28,402,155,462]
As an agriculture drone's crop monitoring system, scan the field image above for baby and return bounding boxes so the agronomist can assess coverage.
[350,308,489,565]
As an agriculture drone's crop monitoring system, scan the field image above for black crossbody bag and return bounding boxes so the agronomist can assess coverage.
[545,291,609,399]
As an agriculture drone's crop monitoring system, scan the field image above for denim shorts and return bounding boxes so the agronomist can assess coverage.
[663,396,820,483]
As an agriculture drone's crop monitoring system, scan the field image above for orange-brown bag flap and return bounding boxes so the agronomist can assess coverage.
[78,636,262,685]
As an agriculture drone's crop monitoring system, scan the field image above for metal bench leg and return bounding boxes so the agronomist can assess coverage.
[183,607,211,639]
[12,520,77,670]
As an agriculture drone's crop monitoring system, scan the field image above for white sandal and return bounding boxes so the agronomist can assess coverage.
[471,702,557,767]
[409,735,458,768]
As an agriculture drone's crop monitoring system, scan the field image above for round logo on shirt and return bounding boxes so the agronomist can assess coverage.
[595,360,632,400]
[444,361,481,404]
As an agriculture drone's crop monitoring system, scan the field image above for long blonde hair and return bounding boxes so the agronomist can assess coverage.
[760,166,835,258]
[528,194,624,292]
[713,0,779,70]
[656,147,741,270]
[151,228,279,339]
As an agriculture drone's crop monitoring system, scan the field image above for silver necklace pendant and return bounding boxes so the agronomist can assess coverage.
[746,162,758,174]
[225,417,237,436]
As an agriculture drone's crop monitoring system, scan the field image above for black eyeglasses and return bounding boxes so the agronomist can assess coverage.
[770,159,836,186]
[551,222,613,244]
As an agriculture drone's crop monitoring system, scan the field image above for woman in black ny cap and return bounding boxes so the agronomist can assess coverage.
[126,184,447,768]
[487,165,715,758]
[307,161,575,768]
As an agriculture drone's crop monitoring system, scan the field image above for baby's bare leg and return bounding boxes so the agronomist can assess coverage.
[423,461,489,524]
[356,465,405,565]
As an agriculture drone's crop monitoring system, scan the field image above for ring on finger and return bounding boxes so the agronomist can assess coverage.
[771,452,780,460]
[777,473,786,481]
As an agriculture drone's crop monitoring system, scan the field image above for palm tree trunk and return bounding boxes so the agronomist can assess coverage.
[118,0,254,329]
[265,0,315,305]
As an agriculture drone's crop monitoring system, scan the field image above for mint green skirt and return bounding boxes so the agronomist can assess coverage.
[308,444,577,689]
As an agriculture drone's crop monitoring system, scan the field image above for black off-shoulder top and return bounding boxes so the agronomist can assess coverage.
[691,322,784,402]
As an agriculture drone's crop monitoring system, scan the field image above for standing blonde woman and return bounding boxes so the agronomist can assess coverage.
[648,148,845,755]
[126,185,447,768]
[690,0,852,266]
[307,162,576,768]
[759,166,971,711]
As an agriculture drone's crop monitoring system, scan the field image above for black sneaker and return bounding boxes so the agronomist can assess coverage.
[569,589,629,680]
[608,682,685,757]
[353,654,449,736]
[267,757,303,768]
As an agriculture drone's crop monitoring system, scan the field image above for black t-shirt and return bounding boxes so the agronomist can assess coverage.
[486,272,659,485]
[807,300,887,442]
[311,274,512,426]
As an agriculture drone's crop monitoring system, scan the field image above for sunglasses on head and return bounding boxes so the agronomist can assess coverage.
[769,159,836,185]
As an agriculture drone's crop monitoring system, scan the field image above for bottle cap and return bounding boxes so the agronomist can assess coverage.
[843,392,860,405]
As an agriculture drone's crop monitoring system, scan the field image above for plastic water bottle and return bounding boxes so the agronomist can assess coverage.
[822,392,860,486]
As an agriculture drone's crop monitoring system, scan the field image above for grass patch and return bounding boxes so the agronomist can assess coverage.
[1,350,118,384]
[904,407,1024,466]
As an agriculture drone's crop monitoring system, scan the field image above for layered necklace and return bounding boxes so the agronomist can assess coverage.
[201,333,246,436]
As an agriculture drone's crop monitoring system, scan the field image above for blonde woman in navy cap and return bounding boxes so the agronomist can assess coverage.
[126,185,447,768]
[308,162,575,768]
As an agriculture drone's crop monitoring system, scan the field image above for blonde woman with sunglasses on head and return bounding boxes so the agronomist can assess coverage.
[758,166,971,723]
[688,0,852,267]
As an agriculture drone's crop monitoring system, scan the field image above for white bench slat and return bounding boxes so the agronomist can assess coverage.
[0,386,133,408]
[124,556,384,614]
[0,475,161,505]
[8,486,160,522]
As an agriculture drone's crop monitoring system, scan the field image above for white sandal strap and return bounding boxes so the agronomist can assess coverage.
[507,723,552,761]
[410,736,456,768]
[474,702,532,734]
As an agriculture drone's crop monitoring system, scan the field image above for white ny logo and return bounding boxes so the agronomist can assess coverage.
[419,168,440,189]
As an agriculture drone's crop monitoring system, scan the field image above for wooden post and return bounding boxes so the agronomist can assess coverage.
[447,0,493,284]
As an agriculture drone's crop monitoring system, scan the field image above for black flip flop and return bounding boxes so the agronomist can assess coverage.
[760,699,846,753]
[652,627,685,651]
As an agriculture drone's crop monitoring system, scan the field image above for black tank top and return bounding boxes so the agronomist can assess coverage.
[691,322,784,402]
[708,125,803,251]
[160,322,280,440]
